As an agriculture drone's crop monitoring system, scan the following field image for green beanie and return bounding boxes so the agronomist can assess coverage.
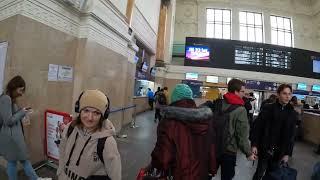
[171,84,193,103]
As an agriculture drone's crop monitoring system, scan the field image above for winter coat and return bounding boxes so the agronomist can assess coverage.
[151,99,217,180]
[251,101,297,160]
[57,119,121,180]
[0,95,28,161]
[223,93,251,157]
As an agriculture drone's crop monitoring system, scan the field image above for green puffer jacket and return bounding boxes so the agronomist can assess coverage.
[222,100,251,157]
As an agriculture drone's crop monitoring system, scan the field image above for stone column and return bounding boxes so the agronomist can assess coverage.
[156,0,171,67]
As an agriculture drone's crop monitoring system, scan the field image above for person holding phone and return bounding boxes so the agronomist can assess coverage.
[0,75,40,180]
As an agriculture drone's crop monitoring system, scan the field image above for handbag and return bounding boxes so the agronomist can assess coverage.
[136,168,172,180]
[263,162,297,180]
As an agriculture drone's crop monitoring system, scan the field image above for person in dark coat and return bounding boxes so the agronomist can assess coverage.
[251,84,297,180]
[150,84,217,180]
[260,94,277,111]
[0,76,39,180]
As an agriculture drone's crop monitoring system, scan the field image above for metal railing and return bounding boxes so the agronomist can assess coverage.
[109,104,138,138]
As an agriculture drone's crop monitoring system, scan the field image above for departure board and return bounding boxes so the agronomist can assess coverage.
[265,49,292,69]
[235,45,263,65]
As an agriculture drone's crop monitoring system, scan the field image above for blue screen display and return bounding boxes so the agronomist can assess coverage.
[313,60,320,73]
[297,83,307,91]
[312,85,320,92]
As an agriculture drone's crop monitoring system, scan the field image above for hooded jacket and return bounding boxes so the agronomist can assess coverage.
[251,101,297,160]
[151,99,217,180]
[223,93,251,157]
[57,119,121,180]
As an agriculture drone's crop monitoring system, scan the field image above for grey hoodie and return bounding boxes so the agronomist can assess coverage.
[57,120,121,180]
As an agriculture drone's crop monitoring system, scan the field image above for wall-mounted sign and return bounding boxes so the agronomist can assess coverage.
[206,76,219,83]
[186,73,198,80]
[58,65,73,82]
[246,80,278,91]
[48,64,59,81]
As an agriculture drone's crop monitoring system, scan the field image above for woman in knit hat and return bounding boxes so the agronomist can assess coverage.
[147,84,217,180]
[57,90,121,180]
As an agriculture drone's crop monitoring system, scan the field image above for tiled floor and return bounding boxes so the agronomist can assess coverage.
[0,110,319,180]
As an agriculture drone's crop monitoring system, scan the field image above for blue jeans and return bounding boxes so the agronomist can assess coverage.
[7,160,38,180]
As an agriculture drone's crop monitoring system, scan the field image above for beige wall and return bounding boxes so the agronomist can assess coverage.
[174,0,320,52]
[0,15,136,163]
[0,15,77,163]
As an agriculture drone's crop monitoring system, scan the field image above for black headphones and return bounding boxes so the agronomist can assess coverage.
[75,91,111,119]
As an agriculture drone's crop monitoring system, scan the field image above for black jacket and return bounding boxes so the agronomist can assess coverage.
[251,101,297,159]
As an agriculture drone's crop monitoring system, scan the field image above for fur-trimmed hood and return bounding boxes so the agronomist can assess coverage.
[161,99,213,135]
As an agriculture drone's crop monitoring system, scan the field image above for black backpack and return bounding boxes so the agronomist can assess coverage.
[157,92,167,105]
[211,99,240,158]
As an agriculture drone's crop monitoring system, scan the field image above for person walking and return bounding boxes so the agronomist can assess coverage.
[251,84,297,180]
[147,88,154,110]
[149,84,217,180]
[0,75,40,180]
[215,79,256,180]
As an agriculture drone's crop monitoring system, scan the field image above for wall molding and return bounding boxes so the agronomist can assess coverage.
[131,5,157,54]
[0,0,139,58]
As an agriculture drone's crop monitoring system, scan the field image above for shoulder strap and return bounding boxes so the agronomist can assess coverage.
[224,104,240,113]
[67,124,75,138]
[97,137,108,165]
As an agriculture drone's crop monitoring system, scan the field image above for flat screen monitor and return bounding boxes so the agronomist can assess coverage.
[186,73,198,80]
[312,84,320,92]
[185,45,210,61]
[206,76,218,83]
[313,60,320,73]
[297,83,307,91]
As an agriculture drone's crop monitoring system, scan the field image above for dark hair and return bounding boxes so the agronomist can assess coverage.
[277,84,292,94]
[6,75,26,98]
[249,92,254,97]
[269,94,277,102]
[164,87,168,90]
[157,87,161,91]
[148,88,151,91]
[291,96,298,104]
[228,79,245,93]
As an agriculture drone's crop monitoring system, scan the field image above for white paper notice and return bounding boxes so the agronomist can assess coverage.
[58,65,73,82]
[46,112,64,160]
[48,64,59,81]
[0,42,8,94]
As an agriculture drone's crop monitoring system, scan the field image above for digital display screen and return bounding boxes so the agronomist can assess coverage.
[297,83,307,91]
[206,76,218,83]
[185,45,210,60]
[313,60,320,73]
[312,85,320,92]
[186,73,199,80]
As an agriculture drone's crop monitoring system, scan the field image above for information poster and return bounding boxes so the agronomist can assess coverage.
[58,65,73,82]
[45,110,72,160]
[48,64,59,81]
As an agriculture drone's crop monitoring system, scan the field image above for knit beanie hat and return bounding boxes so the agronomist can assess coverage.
[171,84,193,103]
[79,90,109,114]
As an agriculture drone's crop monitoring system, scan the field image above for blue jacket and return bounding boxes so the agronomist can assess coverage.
[147,91,154,100]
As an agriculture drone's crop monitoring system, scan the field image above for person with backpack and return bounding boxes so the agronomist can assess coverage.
[251,84,297,180]
[149,84,217,180]
[57,90,121,180]
[0,75,42,180]
[154,89,167,122]
[214,79,256,180]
